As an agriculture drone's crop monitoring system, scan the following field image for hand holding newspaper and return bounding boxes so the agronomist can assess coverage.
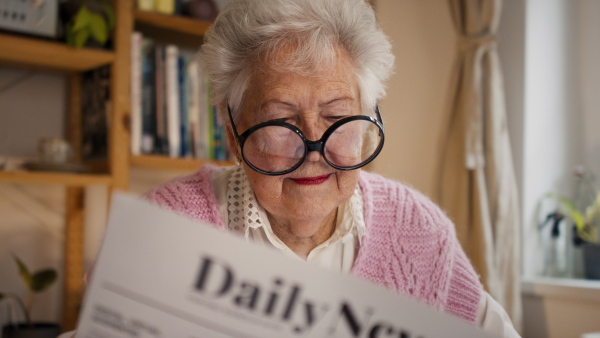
[75,193,491,337]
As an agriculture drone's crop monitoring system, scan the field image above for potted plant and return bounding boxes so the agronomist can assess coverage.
[546,167,600,279]
[1,255,60,338]
[63,0,115,49]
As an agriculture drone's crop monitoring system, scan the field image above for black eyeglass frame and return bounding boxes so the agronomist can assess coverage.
[227,105,386,176]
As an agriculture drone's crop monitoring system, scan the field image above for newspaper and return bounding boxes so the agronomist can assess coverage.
[75,193,491,338]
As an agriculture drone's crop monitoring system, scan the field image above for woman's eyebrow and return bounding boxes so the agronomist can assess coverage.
[320,96,354,107]
[260,99,298,111]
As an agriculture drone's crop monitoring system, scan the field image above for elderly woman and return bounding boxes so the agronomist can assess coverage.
[59,0,518,337]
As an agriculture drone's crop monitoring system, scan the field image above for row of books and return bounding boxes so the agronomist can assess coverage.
[130,31,229,160]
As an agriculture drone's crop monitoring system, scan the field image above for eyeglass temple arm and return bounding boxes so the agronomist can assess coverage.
[227,105,243,148]
[375,104,384,128]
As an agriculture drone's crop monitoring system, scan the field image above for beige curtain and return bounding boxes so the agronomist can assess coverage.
[438,0,522,331]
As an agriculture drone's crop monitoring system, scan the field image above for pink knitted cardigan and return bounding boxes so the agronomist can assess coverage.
[144,165,482,323]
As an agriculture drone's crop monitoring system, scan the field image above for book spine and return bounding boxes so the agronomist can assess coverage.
[197,70,210,159]
[155,0,175,14]
[186,57,201,158]
[137,0,155,11]
[130,31,143,156]
[213,106,227,160]
[154,44,168,154]
[178,53,190,157]
[165,44,181,158]
[141,37,156,154]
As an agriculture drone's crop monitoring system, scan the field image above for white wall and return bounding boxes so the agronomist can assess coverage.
[521,0,585,279]
[579,0,600,176]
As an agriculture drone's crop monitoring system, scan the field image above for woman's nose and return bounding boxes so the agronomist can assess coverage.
[306,149,321,162]
[302,120,323,142]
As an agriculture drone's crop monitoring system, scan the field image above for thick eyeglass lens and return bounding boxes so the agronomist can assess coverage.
[242,119,382,173]
[324,119,382,168]
[243,126,304,173]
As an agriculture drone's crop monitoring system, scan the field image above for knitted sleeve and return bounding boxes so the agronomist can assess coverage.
[143,165,226,230]
[352,170,482,323]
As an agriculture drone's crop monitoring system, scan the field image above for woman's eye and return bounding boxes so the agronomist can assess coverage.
[267,117,291,123]
[326,115,348,121]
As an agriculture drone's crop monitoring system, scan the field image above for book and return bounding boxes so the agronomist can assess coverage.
[178,52,191,157]
[186,56,202,158]
[154,44,169,155]
[140,37,156,154]
[165,44,181,158]
[196,65,211,159]
[212,105,227,160]
[130,31,143,156]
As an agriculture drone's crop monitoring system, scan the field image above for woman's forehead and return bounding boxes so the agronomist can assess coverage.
[244,53,359,109]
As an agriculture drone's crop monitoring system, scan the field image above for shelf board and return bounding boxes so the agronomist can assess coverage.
[134,10,211,37]
[0,33,115,72]
[131,155,234,171]
[0,170,112,186]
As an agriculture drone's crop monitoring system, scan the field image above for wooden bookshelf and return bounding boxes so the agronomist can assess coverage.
[0,0,232,330]
[132,154,234,171]
[134,10,211,37]
[0,33,115,72]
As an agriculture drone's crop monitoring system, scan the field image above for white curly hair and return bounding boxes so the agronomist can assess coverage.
[198,0,395,122]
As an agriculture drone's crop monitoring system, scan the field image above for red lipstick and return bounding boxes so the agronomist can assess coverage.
[290,174,331,185]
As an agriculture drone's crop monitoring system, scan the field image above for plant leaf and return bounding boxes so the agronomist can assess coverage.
[103,3,115,29]
[545,191,600,243]
[89,13,108,45]
[13,255,32,289]
[30,269,57,293]
[545,192,585,230]
[72,6,93,32]
[65,23,74,46]
[73,28,91,48]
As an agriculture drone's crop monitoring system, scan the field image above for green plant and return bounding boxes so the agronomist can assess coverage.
[547,191,600,243]
[65,1,115,49]
[0,255,57,326]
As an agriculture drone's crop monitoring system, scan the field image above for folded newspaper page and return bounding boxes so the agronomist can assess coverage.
[76,193,491,338]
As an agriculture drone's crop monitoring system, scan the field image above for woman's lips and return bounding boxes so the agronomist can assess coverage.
[290,174,331,185]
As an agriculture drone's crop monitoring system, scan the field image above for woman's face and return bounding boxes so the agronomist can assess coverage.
[232,48,362,239]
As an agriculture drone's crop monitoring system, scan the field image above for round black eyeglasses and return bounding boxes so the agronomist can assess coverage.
[228,105,385,176]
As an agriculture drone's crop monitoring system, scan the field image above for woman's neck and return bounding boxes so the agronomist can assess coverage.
[267,209,338,258]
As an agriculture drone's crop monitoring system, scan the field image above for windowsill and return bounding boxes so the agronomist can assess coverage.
[522,277,600,303]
